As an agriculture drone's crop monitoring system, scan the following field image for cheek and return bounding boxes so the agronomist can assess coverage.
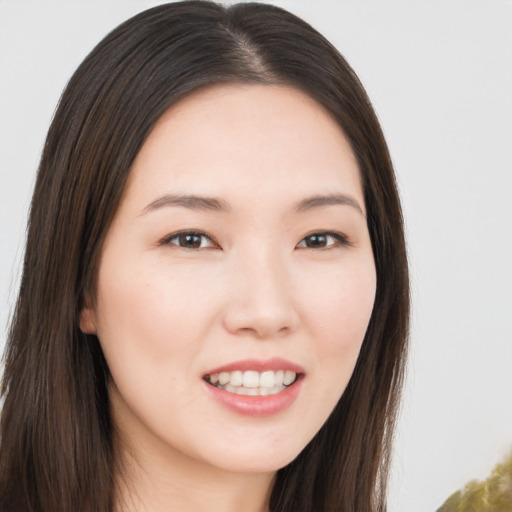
[95,258,220,364]
[305,260,376,343]
[92,258,221,434]
[302,261,376,394]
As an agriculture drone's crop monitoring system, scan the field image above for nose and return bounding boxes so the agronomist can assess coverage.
[223,250,299,339]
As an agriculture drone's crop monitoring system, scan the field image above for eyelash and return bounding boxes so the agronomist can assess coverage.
[160,230,351,250]
[296,231,351,249]
[160,231,219,250]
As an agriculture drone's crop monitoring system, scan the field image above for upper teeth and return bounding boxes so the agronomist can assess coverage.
[208,370,297,388]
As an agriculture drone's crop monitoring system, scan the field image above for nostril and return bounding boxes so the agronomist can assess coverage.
[222,270,299,338]
[223,310,298,339]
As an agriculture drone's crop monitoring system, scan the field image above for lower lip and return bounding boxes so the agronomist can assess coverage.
[203,377,303,417]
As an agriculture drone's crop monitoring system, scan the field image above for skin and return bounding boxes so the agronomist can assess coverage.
[80,84,377,512]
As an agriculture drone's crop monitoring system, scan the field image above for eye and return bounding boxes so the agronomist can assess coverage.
[161,231,218,250]
[296,231,350,249]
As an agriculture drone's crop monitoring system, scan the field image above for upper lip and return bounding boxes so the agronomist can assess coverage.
[205,357,305,376]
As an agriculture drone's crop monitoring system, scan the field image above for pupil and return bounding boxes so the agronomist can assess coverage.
[181,234,201,248]
[307,234,326,248]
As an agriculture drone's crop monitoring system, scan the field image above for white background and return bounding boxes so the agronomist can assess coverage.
[1,1,511,511]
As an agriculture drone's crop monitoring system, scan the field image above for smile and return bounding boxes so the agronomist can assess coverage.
[203,358,305,416]
[205,370,298,396]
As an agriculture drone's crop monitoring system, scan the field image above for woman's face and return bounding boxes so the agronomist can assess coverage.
[81,84,376,475]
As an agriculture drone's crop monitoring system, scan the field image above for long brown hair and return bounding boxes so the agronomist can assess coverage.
[0,2,409,511]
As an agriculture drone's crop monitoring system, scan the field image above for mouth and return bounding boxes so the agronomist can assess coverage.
[202,359,305,416]
[204,369,300,396]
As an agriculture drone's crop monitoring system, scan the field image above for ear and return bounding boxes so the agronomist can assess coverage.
[79,294,98,334]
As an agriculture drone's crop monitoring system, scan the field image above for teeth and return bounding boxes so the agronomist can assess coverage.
[218,372,230,385]
[260,371,275,388]
[206,369,298,395]
[283,370,296,386]
[242,371,259,388]
[224,384,236,393]
[230,371,243,387]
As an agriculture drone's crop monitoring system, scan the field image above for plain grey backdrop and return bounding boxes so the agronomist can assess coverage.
[1,1,511,510]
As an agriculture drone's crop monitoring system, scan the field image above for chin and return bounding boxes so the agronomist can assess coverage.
[203,441,305,475]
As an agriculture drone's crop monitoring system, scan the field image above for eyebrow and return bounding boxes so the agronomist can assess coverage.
[294,194,365,216]
[141,194,230,215]
[141,193,364,216]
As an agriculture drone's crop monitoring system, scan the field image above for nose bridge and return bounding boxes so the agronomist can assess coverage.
[223,240,298,338]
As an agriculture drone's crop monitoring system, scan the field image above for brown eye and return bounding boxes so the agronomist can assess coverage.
[163,231,216,249]
[303,234,329,248]
[296,232,349,249]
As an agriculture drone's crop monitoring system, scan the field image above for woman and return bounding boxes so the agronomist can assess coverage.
[0,2,409,511]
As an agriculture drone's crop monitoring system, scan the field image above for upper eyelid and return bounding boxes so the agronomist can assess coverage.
[160,230,217,246]
[302,230,348,240]
[297,231,351,247]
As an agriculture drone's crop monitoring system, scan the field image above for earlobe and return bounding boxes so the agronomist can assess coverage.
[79,297,98,334]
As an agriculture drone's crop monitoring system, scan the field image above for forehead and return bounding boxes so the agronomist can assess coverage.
[124,83,363,212]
